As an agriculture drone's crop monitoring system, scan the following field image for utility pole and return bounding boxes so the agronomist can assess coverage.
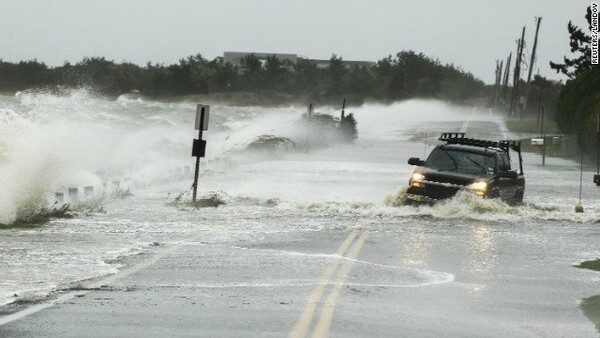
[493,61,499,103]
[510,26,526,117]
[494,60,503,106]
[521,17,542,120]
[500,53,512,111]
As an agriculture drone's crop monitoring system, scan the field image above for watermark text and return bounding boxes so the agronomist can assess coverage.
[592,3,599,64]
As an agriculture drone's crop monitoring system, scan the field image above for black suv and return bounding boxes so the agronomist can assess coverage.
[406,133,525,205]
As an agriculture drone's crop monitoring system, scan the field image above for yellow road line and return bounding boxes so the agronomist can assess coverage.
[311,231,369,338]
[289,230,359,338]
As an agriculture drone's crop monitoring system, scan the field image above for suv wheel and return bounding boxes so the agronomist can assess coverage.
[514,190,524,205]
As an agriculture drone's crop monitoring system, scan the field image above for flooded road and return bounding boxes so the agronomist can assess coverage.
[0,91,599,336]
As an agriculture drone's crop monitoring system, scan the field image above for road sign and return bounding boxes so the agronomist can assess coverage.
[195,105,210,130]
[192,139,207,158]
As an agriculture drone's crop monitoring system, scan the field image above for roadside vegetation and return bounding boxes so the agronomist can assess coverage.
[504,6,600,157]
[575,259,600,272]
[549,6,599,154]
[0,51,487,105]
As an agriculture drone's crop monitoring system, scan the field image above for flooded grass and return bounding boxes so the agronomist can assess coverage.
[0,202,107,229]
[504,118,559,134]
[580,295,600,334]
[0,204,73,229]
[168,191,230,209]
[189,195,227,208]
[575,259,600,272]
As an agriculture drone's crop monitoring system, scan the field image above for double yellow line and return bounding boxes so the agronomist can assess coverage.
[290,229,369,338]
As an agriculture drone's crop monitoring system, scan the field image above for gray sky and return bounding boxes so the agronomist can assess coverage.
[0,0,593,84]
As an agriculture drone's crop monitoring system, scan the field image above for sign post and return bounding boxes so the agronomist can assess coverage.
[192,104,209,201]
[306,103,313,153]
[541,106,546,166]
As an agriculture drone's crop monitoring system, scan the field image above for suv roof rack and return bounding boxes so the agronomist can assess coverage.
[439,132,521,153]
[439,132,523,174]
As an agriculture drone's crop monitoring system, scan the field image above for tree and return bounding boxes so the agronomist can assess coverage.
[292,58,320,95]
[186,54,212,93]
[147,63,170,97]
[74,57,119,93]
[346,66,375,95]
[550,6,593,78]
[325,54,348,95]
[241,54,263,89]
[550,6,600,153]
[374,51,481,100]
[555,66,600,138]
[264,55,289,90]
[525,75,563,120]
[339,113,358,141]
[210,59,236,92]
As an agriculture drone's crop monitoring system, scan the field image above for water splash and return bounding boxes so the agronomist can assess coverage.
[0,89,189,224]
[384,187,409,207]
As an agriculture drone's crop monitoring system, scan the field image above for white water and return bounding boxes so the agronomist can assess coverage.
[1,89,599,308]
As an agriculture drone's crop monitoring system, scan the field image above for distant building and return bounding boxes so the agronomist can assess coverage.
[222,51,375,71]
[304,58,376,69]
[223,52,298,67]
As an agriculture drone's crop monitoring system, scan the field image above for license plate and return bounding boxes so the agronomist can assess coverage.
[408,194,421,201]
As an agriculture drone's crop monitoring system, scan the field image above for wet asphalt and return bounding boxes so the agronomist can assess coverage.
[1,217,598,337]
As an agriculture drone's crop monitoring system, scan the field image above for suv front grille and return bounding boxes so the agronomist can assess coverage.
[424,172,472,186]
[408,180,465,200]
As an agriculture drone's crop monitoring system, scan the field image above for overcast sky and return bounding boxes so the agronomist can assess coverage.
[0,0,593,84]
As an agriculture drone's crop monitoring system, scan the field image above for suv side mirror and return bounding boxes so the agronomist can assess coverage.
[499,170,518,179]
[408,157,425,166]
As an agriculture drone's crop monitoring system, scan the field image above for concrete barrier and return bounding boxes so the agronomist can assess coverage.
[68,188,79,204]
[84,186,94,198]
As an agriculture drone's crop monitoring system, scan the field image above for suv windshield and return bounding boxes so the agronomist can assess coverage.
[425,147,496,175]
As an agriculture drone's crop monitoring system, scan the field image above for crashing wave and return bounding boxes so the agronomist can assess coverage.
[224,135,297,159]
[244,135,297,152]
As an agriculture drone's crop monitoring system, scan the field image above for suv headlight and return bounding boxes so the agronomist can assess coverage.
[410,172,425,187]
[411,172,425,182]
[468,180,488,196]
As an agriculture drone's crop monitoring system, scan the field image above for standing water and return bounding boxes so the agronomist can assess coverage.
[1,90,599,335]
